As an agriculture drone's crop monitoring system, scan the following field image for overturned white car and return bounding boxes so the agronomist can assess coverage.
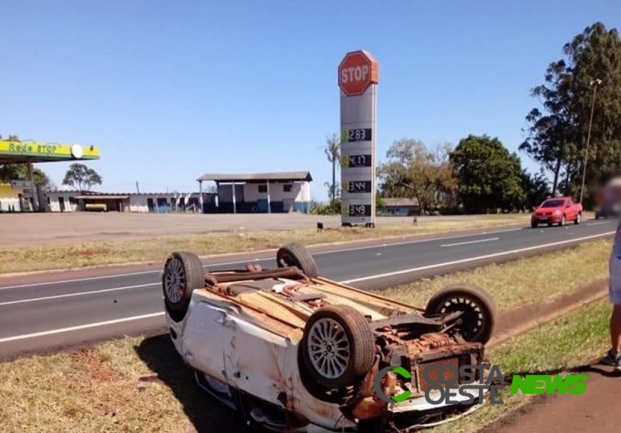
[161,243,497,432]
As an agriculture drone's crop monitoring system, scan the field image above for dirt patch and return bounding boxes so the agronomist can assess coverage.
[478,368,621,433]
[0,212,529,248]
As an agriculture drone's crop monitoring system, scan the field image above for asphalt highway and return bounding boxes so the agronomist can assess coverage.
[0,219,616,358]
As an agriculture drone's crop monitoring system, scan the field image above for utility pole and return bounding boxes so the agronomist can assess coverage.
[135,182,140,194]
[579,78,602,204]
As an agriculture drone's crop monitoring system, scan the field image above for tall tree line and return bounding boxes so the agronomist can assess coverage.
[520,22,621,205]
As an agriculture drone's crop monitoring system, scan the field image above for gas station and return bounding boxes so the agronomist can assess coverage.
[0,139,101,212]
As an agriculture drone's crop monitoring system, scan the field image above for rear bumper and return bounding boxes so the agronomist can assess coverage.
[383,388,489,432]
[388,386,489,413]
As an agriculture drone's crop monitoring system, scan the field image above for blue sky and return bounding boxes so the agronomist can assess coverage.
[1,1,619,201]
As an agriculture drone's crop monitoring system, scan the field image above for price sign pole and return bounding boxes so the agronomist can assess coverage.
[338,50,379,228]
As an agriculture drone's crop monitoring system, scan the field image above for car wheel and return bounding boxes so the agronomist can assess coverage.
[162,251,205,317]
[300,304,375,389]
[531,221,538,228]
[559,215,566,226]
[574,213,581,225]
[276,242,319,278]
[424,283,497,345]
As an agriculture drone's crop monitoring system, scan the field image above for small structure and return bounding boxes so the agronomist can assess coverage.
[378,198,420,216]
[44,190,213,213]
[0,140,101,212]
[196,171,312,214]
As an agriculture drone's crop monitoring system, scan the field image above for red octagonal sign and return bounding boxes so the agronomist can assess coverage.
[338,50,379,97]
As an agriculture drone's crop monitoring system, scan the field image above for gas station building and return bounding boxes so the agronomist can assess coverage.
[0,140,101,212]
[197,171,313,214]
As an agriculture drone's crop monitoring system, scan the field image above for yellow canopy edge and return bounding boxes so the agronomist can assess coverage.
[0,140,101,164]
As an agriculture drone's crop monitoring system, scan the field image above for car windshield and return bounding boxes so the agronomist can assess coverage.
[540,199,565,208]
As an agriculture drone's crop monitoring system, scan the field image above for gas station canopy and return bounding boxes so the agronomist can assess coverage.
[0,140,100,164]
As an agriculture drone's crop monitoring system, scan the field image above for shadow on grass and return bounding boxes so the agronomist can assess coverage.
[134,333,267,433]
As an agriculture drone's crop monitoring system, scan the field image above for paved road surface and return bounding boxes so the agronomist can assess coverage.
[0,219,615,357]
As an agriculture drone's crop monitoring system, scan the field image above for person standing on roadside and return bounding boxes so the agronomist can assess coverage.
[600,177,621,370]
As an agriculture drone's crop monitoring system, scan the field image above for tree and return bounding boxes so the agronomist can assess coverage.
[0,164,51,188]
[0,134,52,190]
[324,133,341,211]
[323,180,341,213]
[450,134,524,213]
[377,139,457,213]
[520,22,621,204]
[520,168,551,212]
[62,163,103,190]
[205,183,218,194]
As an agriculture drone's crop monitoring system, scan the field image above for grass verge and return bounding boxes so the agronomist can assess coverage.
[0,214,532,274]
[0,297,611,433]
[0,239,611,432]
[383,238,612,312]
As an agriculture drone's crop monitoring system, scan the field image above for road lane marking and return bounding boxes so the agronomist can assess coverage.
[0,284,155,307]
[0,229,615,344]
[0,229,614,306]
[0,226,526,290]
[587,221,609,226]
[0,258,263,291]
[0,313,165,344]
[441,237,498,247]
[342,231,615,284]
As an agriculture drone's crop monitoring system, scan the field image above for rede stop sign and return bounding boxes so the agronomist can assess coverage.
[338,51,379,97]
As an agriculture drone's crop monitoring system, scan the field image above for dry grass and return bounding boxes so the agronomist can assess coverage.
[383,238,612,312]
[0,238,611,433]
[0,214,532,274]
[0,294,610,433]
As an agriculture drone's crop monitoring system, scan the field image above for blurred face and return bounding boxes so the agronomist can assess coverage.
[601,178,621,205]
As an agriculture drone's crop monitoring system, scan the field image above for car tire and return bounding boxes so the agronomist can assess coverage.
[276,242,319,278]
[424,283,497,345]
[574,213,581,225]
[531,221,538,228]
[560,215,566,226]
[300,304,375,390]
[162,251,205,317]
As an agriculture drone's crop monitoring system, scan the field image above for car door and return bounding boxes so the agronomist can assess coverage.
[222,314,293,407]
[180,300,233,382]
[565,198,575,219]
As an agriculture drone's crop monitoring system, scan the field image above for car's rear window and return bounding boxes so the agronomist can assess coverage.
[541,199,565,208]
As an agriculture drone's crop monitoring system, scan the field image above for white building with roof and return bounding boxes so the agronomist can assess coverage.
[196,171,312,214]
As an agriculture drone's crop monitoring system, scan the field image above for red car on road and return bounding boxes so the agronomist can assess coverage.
[531,196,583,228]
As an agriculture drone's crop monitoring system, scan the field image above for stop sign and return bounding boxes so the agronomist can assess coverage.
[338,50,379,97]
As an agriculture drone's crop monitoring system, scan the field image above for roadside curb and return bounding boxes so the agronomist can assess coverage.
[489,279,608,348]
[0,223,527,279]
